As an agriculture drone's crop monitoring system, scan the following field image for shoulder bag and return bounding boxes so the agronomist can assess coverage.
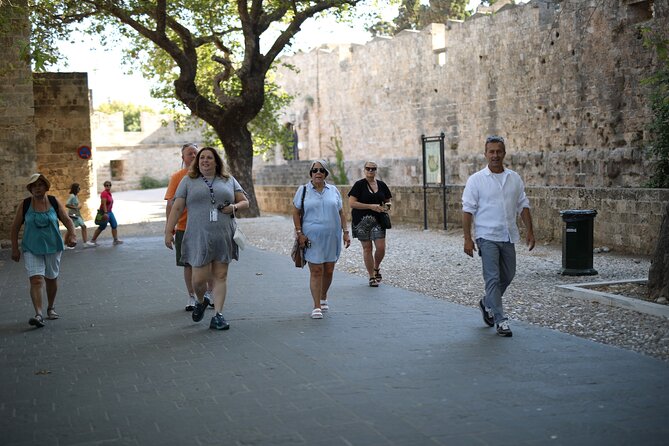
[291,185,307,268]
[232,206,248,250]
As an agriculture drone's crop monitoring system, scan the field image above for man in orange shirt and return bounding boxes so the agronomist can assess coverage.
[165,143,213,311]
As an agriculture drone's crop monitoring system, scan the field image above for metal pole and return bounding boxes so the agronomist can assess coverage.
[421,135,428,230]
[440,133,447,230]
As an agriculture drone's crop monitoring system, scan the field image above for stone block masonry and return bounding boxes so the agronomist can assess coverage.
[275,0,668,188]
[255,184,668,256]
[0,2,37,239]
[32,72,94,221]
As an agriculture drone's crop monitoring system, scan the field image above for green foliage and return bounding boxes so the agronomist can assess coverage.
[139,174,169,190]
[327,125,349,185]
[642,29,669,188]
[97,101,154,132]
[367,0,470,36]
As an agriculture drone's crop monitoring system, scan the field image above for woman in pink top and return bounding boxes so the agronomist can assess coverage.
[90,181,123,245]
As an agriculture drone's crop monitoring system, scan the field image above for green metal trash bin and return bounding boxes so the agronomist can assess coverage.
[560,209,598,276]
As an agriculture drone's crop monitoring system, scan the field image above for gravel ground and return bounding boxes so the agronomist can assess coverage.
[121,214,668,361]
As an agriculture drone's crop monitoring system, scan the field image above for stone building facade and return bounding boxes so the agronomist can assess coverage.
[0,6,94,242]
[0,4,37,238]
[265,0,667,188]
[92,112,205,191]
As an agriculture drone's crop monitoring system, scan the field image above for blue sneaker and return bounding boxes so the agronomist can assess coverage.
[192,297,210,322]
[209,313,230,330]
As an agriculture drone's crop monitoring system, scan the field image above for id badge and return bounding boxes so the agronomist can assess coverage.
[210,206,218,222]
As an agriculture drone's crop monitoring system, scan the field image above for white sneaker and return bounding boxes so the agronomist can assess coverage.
[65,245,75,250]
[204,291,214,307]
[84,241,97,247]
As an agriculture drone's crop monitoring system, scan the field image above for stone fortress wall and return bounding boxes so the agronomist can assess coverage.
[263,0,667,188]
[91,112,205,191]
[1,0,668,255]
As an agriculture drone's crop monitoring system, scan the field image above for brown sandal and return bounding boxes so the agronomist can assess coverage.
[369,277,379,287]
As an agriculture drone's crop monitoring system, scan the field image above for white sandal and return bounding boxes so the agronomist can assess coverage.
[320,300,329,311]
[310,308,323,319]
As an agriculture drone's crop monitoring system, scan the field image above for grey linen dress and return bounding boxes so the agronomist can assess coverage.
[175,175,245,267]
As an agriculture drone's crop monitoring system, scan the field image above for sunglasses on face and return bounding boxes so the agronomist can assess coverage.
[365,167,377,172]
[486,135,505,143]
[311,168,327,174]
[104,183,112,187]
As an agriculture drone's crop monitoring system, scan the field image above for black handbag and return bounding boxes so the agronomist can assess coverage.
[379,212,392,229]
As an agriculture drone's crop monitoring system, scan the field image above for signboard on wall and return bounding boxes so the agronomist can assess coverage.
[424,141,442,185]
[77,145,92,160]
[421,133,447,230]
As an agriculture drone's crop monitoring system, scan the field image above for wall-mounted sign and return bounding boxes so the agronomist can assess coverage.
[77,145,92,160]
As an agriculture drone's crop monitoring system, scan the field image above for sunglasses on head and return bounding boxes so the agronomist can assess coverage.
[365,166,377,172]
[486,135,505,143]
[311,168,327,174]
[182,143,198,149]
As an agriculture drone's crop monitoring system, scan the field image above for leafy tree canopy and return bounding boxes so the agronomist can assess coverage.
[10,0,387,215]
[96,101,155,132]
[642,28,669,188]
[367,0,471,36]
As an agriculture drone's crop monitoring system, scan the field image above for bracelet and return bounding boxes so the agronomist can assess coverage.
[296,229,302,233]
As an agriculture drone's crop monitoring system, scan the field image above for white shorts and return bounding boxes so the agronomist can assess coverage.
[23,251,62,279]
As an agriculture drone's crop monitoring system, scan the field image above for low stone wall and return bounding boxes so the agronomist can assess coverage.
[256,185,668,256]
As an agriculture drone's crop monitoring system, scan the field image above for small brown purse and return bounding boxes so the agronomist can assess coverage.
[292,185,307,268]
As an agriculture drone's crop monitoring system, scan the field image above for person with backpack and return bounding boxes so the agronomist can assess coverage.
[10,173,77,328]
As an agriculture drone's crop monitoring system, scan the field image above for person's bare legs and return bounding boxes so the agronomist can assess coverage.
[361,240,375,278]
[373,238,386,280]
[90,227,102,243]
[191,265,210,303]
[111,228,122,243]
[29,275,45,316]
[320,262,335,301]
[210,262,229,313]
[308,263,324,309]
[45,277,57,311]
[184,264,195,296]
[80,225,89,243]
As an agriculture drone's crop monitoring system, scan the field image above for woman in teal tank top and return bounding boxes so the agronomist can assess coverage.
[9,173,77,328]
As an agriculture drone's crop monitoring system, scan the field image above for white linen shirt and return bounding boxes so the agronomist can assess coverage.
[462,166,530,243]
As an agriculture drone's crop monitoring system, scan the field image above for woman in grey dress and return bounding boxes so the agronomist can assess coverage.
[292,160,351,319]
[165,147,249,331]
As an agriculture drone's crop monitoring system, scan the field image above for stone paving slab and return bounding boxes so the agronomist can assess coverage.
[1,234,668,446]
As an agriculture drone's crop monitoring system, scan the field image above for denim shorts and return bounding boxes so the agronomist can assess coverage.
[352,215,386,241]
[23,251,62,279]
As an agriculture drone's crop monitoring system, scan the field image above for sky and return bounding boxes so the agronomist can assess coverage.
[53,1,489,110]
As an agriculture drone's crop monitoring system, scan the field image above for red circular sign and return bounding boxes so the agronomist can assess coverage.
[77,145,92,160]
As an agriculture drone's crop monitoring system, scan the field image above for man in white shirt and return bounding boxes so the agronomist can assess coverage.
[462,136,535,337]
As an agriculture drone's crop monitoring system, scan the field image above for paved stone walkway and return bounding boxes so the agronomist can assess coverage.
[1,189,668,445]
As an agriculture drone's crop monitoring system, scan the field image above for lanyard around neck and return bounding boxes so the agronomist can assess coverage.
[202,175,217,204]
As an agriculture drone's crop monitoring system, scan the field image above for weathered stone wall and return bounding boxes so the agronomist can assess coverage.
[32,72,94,219]
[255,184,668,256]
[274,0,668,188]
[92,112,206,191]
[0,2,36,240]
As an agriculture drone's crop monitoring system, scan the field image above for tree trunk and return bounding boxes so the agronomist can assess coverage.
[649,200,669,301]
[217,123,260,217]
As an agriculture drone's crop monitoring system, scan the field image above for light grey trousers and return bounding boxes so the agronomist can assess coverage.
[477,238,516,324]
